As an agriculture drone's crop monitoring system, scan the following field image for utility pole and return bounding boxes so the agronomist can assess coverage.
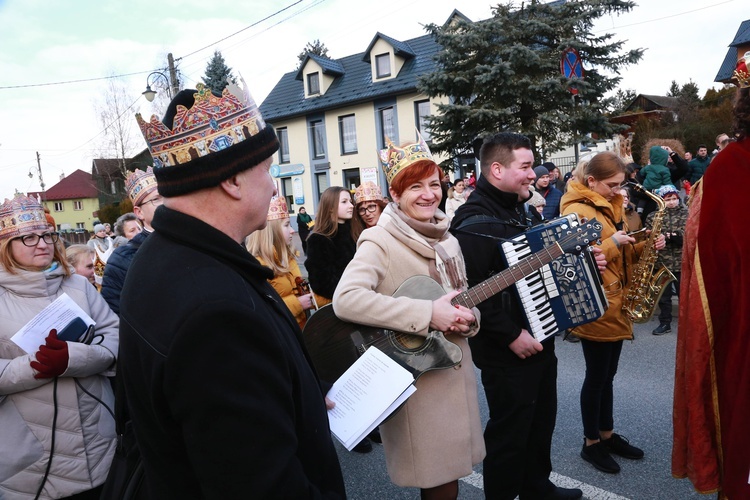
[168,53,179,98]
[31,151,47,203]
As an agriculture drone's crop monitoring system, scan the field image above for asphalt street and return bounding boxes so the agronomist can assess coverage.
[294,235,704,499]
[330,301,703,500]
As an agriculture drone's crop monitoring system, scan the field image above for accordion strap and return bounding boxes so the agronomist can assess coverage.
[452,215,529,247]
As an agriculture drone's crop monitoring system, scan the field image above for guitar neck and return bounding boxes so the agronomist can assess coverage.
[452,241,564,309]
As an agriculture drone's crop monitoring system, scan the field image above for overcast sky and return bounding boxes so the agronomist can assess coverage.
[0,0,744,200]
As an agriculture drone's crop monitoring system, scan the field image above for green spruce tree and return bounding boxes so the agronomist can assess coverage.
[297,39,330,69]
[419,0,643,162]
[202,50,234,95]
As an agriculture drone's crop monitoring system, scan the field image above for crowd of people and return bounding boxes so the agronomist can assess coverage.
[0,55,747,500]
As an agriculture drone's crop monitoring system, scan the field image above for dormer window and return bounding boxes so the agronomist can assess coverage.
[307,72,320,95]
[375,54,391,78]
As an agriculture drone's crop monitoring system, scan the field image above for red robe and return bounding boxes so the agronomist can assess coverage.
[673,138,750,499]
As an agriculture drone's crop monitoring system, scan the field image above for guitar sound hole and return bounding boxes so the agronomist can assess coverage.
[390,331,427,351]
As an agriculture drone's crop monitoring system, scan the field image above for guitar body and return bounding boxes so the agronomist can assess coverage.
[302,275,463,384]
[303,217,604,384]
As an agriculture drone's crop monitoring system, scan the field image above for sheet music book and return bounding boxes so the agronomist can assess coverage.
[326,346,416,451]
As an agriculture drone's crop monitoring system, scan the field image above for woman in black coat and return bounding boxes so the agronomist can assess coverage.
[304,187,362,305]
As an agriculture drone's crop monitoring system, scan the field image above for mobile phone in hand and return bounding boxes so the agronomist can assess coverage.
[57,317,88,342]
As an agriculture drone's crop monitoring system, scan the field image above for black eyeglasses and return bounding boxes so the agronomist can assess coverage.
[16,232,60,247]
[139,196,163,207]
[357,204,378,216]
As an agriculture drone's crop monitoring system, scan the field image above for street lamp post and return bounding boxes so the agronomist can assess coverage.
[142,71,172,102]
[142,53,180,102]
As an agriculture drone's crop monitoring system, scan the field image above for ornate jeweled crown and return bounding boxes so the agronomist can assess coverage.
[0,194,48,240]
[733,51,750,89]
[353,181,383,205]
[135,78,266,170]
[267,196,290,221]
[125,167,158,206]
[378,131,434,184]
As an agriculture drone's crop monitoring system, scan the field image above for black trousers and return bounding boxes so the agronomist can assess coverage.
[658,271,681,324]
[580,339,623,441]
[480,348,558,500]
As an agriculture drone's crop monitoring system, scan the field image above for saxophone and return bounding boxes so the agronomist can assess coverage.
[622,183,676,323]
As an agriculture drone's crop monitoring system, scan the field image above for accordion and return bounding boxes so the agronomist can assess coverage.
[500,214,608,341]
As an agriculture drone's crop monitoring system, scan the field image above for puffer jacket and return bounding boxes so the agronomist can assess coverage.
[0,265,118,499]
[561,181,644,342]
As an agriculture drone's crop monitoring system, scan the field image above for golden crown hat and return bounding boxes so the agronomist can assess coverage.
[733,51,750,89]
[378,130,434,184]
[353,181,383,205]
[125,167,158,206]
[0,194,48,240]
[134,74,279,198]
[267,196,290,221]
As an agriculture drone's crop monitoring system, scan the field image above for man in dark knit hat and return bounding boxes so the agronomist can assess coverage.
[118,83,345,498]
[533,164,563,220]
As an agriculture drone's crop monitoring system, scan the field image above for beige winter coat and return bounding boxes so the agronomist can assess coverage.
[333,204,485,488]
[0,265,119,499]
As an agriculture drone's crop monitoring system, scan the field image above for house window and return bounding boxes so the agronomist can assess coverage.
[307,72,320,95]
[310,120,326,159]
[110,181,116,195]
[76,222,85,230]
[277,127,290,164]
[375,54,391,78]
[338,115,357,154]
[73,200,83,211]
[415,100,432,142]
[343,168,361,191]
[54,202,63,212]
[315,172,329,201]
[379,106,396,146]
[281,177,294,214]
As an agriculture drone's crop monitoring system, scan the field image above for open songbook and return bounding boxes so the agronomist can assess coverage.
[326,346,416,451]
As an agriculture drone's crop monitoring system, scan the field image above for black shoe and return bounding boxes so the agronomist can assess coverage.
[602,433,644,459]
[352,438,372,453]
[367,427,382,444]
[652,323,671,335]
[565,334,580,343]
[543,486,583,500]
[581,440,620,473]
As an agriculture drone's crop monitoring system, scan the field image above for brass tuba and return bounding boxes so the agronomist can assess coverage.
[622,183,676,323]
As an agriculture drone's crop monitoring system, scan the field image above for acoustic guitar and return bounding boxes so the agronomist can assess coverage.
[303,218,603,384]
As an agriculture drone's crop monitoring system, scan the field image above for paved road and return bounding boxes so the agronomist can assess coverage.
[334,314,702,499]
[295,235,702,499]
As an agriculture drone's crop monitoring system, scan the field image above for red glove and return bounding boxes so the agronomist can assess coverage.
[30,329,69,379]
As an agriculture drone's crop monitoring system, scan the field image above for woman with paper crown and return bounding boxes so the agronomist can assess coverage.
[333,134,484,498]
[353,180,387,228]
[246,197,320,329]
[0,194,119,499]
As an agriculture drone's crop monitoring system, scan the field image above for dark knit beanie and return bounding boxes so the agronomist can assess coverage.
[542,161,556,171]
[137,86,279,198]
[533,165,549,181]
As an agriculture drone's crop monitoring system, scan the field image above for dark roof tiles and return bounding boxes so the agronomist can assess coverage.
[261,33,439,122]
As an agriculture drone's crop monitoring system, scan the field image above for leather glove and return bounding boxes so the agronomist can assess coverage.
[30,329,69,379]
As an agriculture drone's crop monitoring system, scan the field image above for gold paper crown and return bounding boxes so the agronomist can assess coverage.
[353,181,383,205]
[0,194,48,240]
[125,167,158,206]
[135,78,266,169]
[733,51,750,89]
[267,196,290,221]
[378,131,434,184]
